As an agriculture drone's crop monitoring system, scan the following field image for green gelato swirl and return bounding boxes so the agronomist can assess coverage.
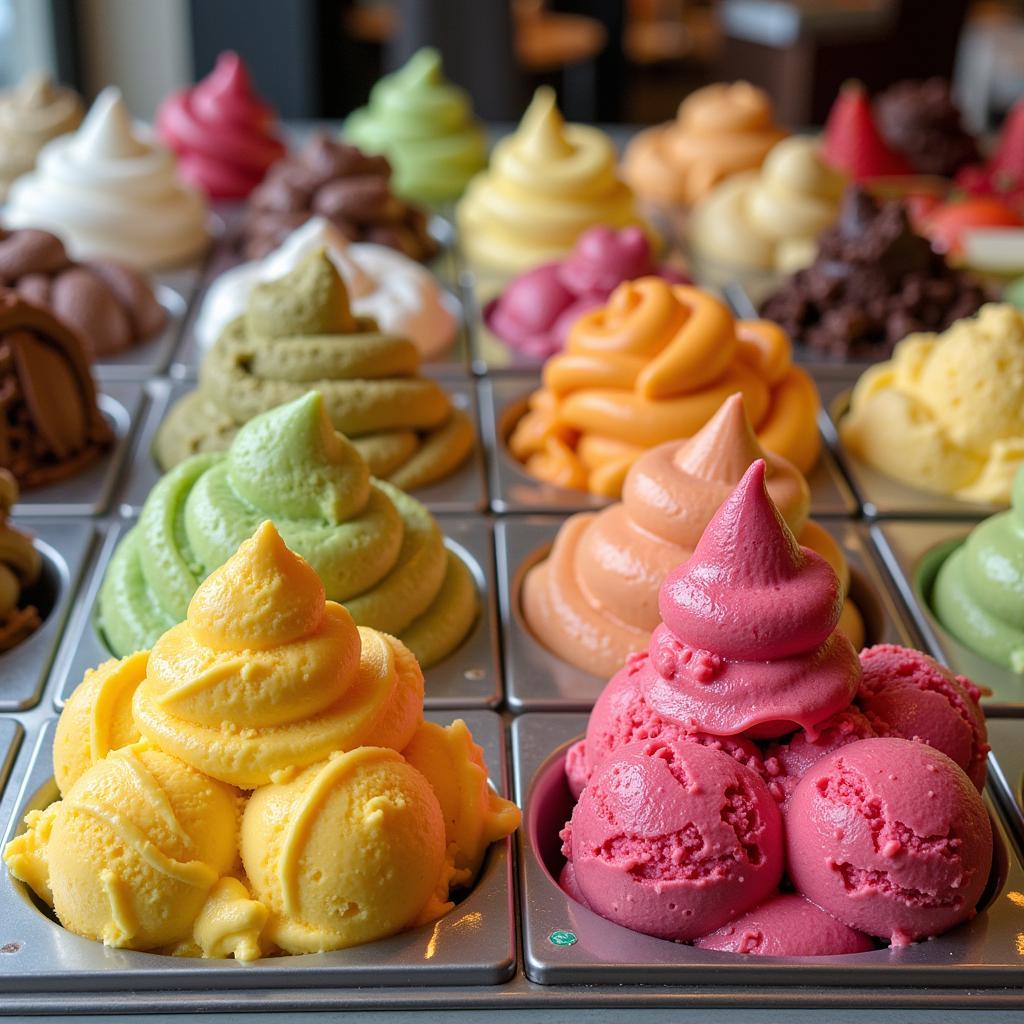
[932,467,1024,672]
[344,47,486,203]
[101,391,477,667]
[154,248,474,490]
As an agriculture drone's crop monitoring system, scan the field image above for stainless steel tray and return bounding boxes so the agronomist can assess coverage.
[92,286,187,380]
[0,709,514,992]
[114,377,488,516]
[0,521,94,712]
[0,720,23,803]
[869,520,1024,714]
[822,384,1006,520]
[495,515,911,711]
[512,712,1024,987]
[54,516,502,711]
[480,375,857,516]
[986,719,1024,853]
[11,381,143,518]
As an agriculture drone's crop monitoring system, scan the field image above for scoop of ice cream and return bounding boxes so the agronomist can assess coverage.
[0,287,113,488]
[822,81,912,181]
[52,650,147,795]
[178,876,268,961]
[761,186,989,359]
[486,225,687,360]
[508,279,820,497]
[0,72,83,198]
[102,392,477,668]
[695,893,875,956]
[875,79,980,179]
[457,87,648,273]
[131,521,425,787]
[154,249,473,489]
[403,718,521,885]
[623,81,787,206]
[933,468,1024,672]
[0,468,41,652]
[156,50,285,200]
[344,47,486,204]
[857,644,988,790]
[0,227,167,358]
[523,394,862,678]
[689,136,846,273]
[241,746,448,953]
[840,303,1024,503]
[5,743,239,951]
[562,738,783,941]
[242,133,437,262]
[786,737,992,945]
[195,217,455,360]
[5,87,209,270]
[642,460,861,739]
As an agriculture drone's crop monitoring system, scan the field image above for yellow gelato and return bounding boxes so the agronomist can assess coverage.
[840,304,1024,504]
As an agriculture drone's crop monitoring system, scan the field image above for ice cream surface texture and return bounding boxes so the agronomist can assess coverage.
[153,249,473,489]
[344,47,486,204]
[623,81,787,207]
[5,87,209,271]
[100,392,477,668]
[194,217,456,360]
[523,394,863,678]
[509,278,820,497]
[0,72,82,198]
[840,303,1024,504]
[156,51,285,200]
[457,87,647,273]
[933,468,1024,672]
[689,137,846,273]
[0,468,41,652]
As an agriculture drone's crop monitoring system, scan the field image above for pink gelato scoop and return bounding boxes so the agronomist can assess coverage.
[857,644,989,791]
[695,893,875,956]
[485,226,687,360]
[561,738,784,942]
[641,459,861,739]
[786,737,993,946]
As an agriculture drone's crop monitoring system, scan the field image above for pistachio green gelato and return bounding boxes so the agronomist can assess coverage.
[101,391,478,667]
[154,248,474,490]
[344,48,486,204]
[932,466,1024,672]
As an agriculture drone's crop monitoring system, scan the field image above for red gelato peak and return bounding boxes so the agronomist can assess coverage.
[991,97,1024,182]
[207,51,249,96]
[823,80,912,181]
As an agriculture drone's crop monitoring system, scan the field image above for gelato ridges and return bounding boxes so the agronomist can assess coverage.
[0,468,41,651]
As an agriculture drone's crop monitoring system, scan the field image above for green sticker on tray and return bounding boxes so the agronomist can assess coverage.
[548,930,577,947]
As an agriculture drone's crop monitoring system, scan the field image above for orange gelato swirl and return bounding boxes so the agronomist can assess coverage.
[508,278,820,497]
[523,394,862,678]
[623,82,787,207]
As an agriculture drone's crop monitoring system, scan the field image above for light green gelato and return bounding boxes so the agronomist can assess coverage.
[932,466,1024,672]
[100,391,477,668]
[344,47,486,204]
[154,248,474,490]
[1006,277,1024,312]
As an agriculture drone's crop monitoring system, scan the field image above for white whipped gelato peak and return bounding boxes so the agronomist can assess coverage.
[71,87,147,160]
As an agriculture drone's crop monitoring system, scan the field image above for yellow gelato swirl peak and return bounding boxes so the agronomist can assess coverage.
[518,86,574,162]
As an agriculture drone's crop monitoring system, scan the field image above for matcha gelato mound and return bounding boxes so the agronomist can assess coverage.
[102,391,477,668]
[155,248,473,490]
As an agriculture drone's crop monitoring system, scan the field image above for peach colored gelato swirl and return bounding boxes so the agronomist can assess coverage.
[523,394,862,678]
[508,278,820,498]
[640,460,861,739]
[623,82,787,207]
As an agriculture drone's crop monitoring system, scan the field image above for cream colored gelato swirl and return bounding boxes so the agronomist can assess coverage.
[457,87,648,273]
[689,137,846,273]
[5,87,209,270]
[0,72,82,198]
[195,217,457,360]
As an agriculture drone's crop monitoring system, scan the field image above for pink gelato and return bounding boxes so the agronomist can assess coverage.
[856,644,989,791]
[484,226,686,359]
[561,738,783,941]
[641,460,860,739]
[786,737,992,946]
[695,893,875,956]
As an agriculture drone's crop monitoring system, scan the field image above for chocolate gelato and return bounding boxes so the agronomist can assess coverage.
[875,78,979,179]
[761,187,988,359]
[0,289,113,487]
[0,468,41,652]
[0,228,167,358]
[241,134,438,262]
